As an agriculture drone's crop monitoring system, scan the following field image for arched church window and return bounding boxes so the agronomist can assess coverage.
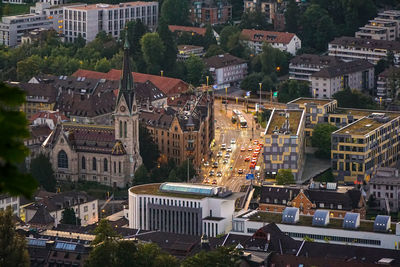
[124,121,127,138]
[119,120,123,138]
[82,156,86,169]
[104,158,108,172]
[58,150,68,169]
[92,157,97,171]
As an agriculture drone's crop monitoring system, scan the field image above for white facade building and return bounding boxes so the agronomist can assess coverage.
[241,29,301,55]
[63,1,158,43]
[310,59,375,98]
[0,195,20,216]
[128,183,241,237]
[328,36,400,65]
[376,66,400,101]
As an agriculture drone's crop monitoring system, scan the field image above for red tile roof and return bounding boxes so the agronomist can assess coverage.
[241,29,296,45]
[30,110,68,125]
[72,69,189,96]
[168,25,206,36]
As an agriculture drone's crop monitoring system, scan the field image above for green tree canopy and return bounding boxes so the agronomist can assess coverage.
[240,10,272,30]
[160,0,189,25]
[185,55,205,86]
[61,207,81,225]
[182,246,241,267]
[332,88,377,109]
[176,159,196,182]
[157,17,177,74]
[259,43,290,76]
[30,153,56,192]
[240,72,263,93]
[134,165,149,185]
[92,219,120,245]
[0,82,37,198]
[277,80,311,103]
[219,25,241,51]
[276,169,295,185]
[94,57,111,73]
[139,124,160,170]
[0,208,30,267]
[204,24,217,49]
[312,123,338,159]
[140,32,165,74]
[285,0,300,33]
[205,44,225,58]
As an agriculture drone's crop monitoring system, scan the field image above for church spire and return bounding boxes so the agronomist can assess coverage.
[117,30,136,112]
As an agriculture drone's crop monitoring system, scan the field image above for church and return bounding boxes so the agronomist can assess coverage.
[43,36,142,188]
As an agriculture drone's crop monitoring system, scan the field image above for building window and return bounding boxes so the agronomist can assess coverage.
[124,121,127,138]
[104,158,108,172]
[57,150,68,169]
[119,120,123,138]
[118,162,121,173]
[92,157,97,170]
[82,156,86,169]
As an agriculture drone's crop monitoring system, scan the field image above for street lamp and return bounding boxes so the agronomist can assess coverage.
[258,82,262,120]
[225,86,228,113]
[160,70,164,77]
[206,76,209,87]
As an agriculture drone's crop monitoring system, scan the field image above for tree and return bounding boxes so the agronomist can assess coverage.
[160,0,189,25]
[74,34,86,48]
[182,246,241,267]
[314,169,335,183]
[0,208,30,267]
[176,159,196,182]
[204,24,217,49]
[226,31,248,58]
[154,253,179,267]
[185,55,205,86]
[285,0,300,33]
[240,72,263,93]
[240,10,272,30]
[95,57,111,73]
[277,80,311,103]
[140,32,165,74]
[332,88,376,109]
[0,83,37,198]
[157,17,177,74]
[219,26,240,51]
[92,219,120,245]
[259,43,290,76]
[167,169,178,182]
[139,124,160,170]
[312,124,337,159]
[205,44,225,58]
[17,55,42,81]
[61,207,81,225]
[134,165,149,185]
[30,153,56,192]
[276,169,295,185]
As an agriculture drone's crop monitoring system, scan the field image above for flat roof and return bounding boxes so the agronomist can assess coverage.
[265,109,303,135]
[335,113,400,136]
[288,97,336,106]
[68,1,155,10]
[243,211,396,233]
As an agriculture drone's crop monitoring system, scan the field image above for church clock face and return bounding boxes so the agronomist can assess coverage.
[120,106,126,112]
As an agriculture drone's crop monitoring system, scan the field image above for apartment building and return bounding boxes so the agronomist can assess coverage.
[0,2,72,46]
[258,184,365,218]
[331,112,400,183]
[0,195,20,215]
[177,45,205,61]
[263,109,306,180]
[24,191,98,227]
[356,20,397,41]
[204,53,247,89]
[310,59,374,98]
[289,54,343,82]
[63,1,158,43]
[190,0,232,25]
[328,36,400,65]
[243,0,277,24]
[140,92,214,167]
[129,183,240,237]
[369,167,400,212]
[376,10,400,38]
[241,29,301,55]
[376,66,400,102]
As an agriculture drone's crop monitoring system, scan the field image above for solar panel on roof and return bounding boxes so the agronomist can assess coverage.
[312,210,330,226]
[343,212,360,229]
[159,183,217,197]
[326,183,337,190]
[282,207,299,224]
[55,242,77,251]
[374,215,391,232]
[28,239,46,247]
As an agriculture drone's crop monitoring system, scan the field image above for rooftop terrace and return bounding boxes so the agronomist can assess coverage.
[241,211,396,233]
[265,109,304,135]
[288,97,336,106]
[335,113,400,136]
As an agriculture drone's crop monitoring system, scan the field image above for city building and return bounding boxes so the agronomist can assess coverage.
[376,66,400,102]
[328,36,400,65]
[263,108,306,180]
[24,191,98,227]
[331,112,400,183]
[168,25,206,36]
[241,29,301,55]
[356,19,397,41]
[8,82,57,120]
[232,209,400,250]
[63,1,158,43]
[310,59,374,98]
[177,45,205,61]
[30,110,68,130]
[204,53,247,89]
[0,194,20,215]
[243,0,277,24]
[376,10,400,38]
[289,54,343,82]
[258,184,365,218]
[128,182,242,237]
[369,167,400,212]
[72,68,189,97]
[0,2,81,47]
[190,0,232,25]
[42,38,143,187]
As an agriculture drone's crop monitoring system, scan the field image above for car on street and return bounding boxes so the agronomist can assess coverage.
[248,146,253,151]
[209,170,215,176]
[221,143,226,150]
[217,171,222,177]
[251,158,257,163]
[226,147,232,152]
[249,162,256,169]
[204,178,210,184]
[212,179,217,185]
[212,162,218,168]
[203,161,209,167]
[217,151,223,157]
[225,153,230,159]
[231,138,236,144]
[253,140,259,145]
[244,156,251,162]
[240,147,246,152]
[238,169,244,174]
[223,159,228,164]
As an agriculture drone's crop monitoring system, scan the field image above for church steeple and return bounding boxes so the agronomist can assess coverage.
[117,31,136,113]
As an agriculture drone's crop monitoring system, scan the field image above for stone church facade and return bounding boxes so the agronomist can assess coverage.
[43,37,142,188]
